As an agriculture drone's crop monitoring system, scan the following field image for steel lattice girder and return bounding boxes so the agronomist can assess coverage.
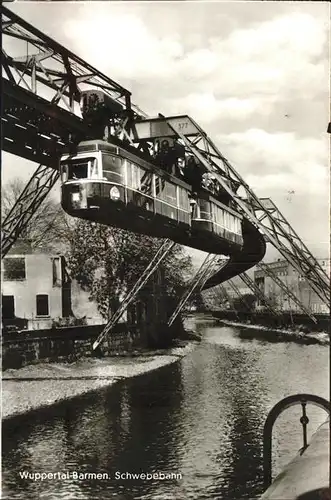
[1,5,147,257]
[1,6,146,156]
[239,272,282,318]
[256,263,318,323]
[227,279,253,311]
[149,115,330,307]
[2,164,59,257]
[1,6,142,116]
[168,253,220,326]
[2,78,89,166]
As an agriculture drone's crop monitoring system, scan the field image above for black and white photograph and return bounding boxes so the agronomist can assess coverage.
[1,1,330,499]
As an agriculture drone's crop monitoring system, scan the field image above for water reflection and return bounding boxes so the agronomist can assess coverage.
[2,321,329,500]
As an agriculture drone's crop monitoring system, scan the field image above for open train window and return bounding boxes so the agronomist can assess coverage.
[61,158,93,181]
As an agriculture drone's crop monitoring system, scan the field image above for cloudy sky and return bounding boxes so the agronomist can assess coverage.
[2,1,330,263]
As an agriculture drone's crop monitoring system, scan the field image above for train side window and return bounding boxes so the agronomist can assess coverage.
[229,214,233,231]
[140,170,153,196]
[216,207,224,227]
[164,182,177,206]
[178,187,189,211]
[61,163,68,183]
[102,154,124,183]
[225,212,229,229]
[131,163,141,190]
[155,176,166,198]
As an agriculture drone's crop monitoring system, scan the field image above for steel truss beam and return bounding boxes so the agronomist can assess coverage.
[167,253,220,326]
[239,272,281,317]
[1,6,146,163]
[151,116,330,307]
[2,164,59,257]
[1,5,147,256]
[92,239,175,350]
[256,263,317,323]
[2,78,89,166]
[1,6,144,117]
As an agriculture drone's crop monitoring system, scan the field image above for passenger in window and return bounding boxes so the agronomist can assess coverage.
[184,156,204,193]
[155,140,172,173]
[202,172,217,193]
[189,198,197,217]
[171,141,186,177]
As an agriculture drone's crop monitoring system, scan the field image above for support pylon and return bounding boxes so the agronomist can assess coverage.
[2,164,59,257]
[256,262,317,323]
[92,239,175,351]
[239,272,281,317]
[167,253,220,327]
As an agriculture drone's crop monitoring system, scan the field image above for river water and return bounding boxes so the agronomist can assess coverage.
[2,317,329,500]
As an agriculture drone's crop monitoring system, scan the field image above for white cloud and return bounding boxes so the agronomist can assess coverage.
[62,9,328,123]
[216,129,329,195]
[63,7,183,80]
[166,94,276,123]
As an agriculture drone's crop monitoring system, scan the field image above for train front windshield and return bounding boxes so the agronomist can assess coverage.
[60,158,97,183]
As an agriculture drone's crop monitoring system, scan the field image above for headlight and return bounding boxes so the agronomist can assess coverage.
[72,192,80,202]
[109,186,120,201]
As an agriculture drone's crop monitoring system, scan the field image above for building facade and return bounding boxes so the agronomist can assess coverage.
[254,258,330,314]
[2,241,72,330]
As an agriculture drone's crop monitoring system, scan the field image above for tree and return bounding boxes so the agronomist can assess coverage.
[232,293,256,313]
[67,219,193,320]
[2,177,71,251]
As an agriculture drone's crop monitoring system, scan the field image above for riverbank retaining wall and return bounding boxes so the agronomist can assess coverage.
[2,324,147,370]
[211,311,329,332]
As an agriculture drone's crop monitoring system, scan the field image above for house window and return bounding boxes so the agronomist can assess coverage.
[52,257,61,286]
[3,257,26,281]
[36,294,49,316]
[2,295,15,319]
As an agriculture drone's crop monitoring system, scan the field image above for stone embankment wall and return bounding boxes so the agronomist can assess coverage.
[2,324,146,370]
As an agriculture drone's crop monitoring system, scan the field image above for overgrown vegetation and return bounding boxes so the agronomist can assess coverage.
[67,220,194,320]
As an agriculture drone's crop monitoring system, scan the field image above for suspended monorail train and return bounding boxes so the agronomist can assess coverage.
[60,139,266,275]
